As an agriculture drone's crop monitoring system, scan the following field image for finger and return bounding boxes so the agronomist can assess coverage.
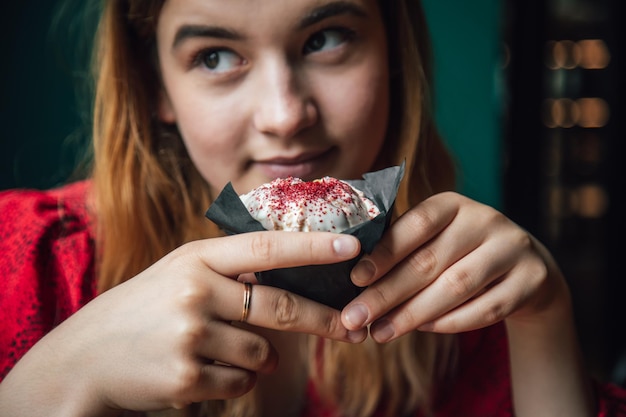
[237,272,258,284]
[249,284,367,342]
[369,252,540,341]
[193,231,360,276]
[198,321,278,374]
[342,206,484,330]
[213,281,367,343]
[368,237,521,339]
[176,363,257,405]
[350,193,461,287]
[343,237,477,330]
[414,266,532,334]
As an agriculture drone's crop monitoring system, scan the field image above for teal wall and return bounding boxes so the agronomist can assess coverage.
[423,0,504,208]
[0,1,93,191]
[1,1,504,209]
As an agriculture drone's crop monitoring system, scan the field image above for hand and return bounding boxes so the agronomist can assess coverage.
[341,191,569,342]
[340,192,594,416]
[0,232,365,416]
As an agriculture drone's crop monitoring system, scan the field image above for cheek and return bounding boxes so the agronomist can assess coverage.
[349,76,388,140]
[157,55,250,189]
[326,64,389,155]
[171,96,247,187]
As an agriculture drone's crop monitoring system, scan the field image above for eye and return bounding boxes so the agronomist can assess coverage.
[303,28,354,54]
[195,48,244,73]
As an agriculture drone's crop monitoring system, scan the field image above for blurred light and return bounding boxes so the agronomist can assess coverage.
[546,40,581,69]
[578,39,611,69]
[578,98,610,128]
[542,98,609,128]
[543,98,579,128]
[570,184,609,218]
[545,39,610,70]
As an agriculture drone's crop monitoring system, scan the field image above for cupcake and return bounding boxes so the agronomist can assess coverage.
[239,176,380,233]
[206,164,405,309]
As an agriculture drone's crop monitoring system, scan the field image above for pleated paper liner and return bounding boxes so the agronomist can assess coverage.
[205,163,405,310]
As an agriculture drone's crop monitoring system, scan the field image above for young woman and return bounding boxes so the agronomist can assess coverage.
[1,0,625,416]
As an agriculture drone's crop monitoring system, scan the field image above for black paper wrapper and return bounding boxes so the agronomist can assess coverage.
[205,164,405,310]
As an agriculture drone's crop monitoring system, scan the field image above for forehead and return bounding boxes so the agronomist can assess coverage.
[157,0,379,40]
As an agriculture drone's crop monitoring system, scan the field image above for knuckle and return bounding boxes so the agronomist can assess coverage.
[183,239,203,254]
[171,361,203,395]
[367,283,391,307]
[176,319,207,350]
[526,256,549,288]
[405,207,437,235]
[220,372,256,398]
[395,304,418,329]
[249,233,274,262]
[442,268,475,298]
[469,204,508,232]
[175,279,214,311]
[182,240,210,266]
[272,291,300,328]
[305,237,321,262]
[481,205,504,225]
[406,246,438,276]
[482,301,510,324]
[511,228,533,250]
[533,258,549,281]
[321,310,341,336]
[244,338,273,367]
[372,238,394,262]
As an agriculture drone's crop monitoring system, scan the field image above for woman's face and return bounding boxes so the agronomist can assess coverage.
[156,0,389,195]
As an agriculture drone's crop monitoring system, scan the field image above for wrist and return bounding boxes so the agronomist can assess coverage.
[0,324,117,417]
[505,275,595,416]
[507,238,574,329]
[49,329,119,417]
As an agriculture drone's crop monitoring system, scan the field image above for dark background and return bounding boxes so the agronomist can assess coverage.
[0,0,95,190]
[504,0,626,383]
[1,0,624,385]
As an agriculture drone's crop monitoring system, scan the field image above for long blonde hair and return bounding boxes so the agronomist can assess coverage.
[91,1,456,416]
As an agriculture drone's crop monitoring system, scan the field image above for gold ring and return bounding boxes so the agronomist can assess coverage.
[240,282,252,322]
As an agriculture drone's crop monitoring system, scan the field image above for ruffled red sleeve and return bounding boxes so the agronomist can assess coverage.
[0,181,97,380]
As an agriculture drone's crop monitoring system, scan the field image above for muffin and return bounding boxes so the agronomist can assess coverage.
[206,164,405,309]
[239,176,380,232]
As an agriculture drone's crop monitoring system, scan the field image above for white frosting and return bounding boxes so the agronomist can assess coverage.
[239,177,380,232]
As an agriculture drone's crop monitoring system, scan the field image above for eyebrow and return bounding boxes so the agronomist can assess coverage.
[172,25,243,50]
[171,1,368,50]
[299,1,369,29]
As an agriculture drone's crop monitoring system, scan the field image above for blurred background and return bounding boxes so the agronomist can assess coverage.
[1,0,624,385]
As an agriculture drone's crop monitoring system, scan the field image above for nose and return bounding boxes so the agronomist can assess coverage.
[252,59,318,139]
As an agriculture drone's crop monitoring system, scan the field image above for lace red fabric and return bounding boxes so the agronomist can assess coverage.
[1,182,625,416]
[0,181,95,380]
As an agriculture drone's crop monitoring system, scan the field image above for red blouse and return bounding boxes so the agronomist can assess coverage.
[1,182,625,416]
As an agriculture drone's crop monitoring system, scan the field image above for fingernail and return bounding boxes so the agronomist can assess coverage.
[371,319,395,343]
[351,258,376,285]
[347,328,367,343]
[344,303,369,328]
[333,236,358,257]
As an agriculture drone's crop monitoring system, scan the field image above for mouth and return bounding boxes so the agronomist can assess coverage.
[254,148,336,180]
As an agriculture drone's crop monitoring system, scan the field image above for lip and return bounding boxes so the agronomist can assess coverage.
[254,148,335,179]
